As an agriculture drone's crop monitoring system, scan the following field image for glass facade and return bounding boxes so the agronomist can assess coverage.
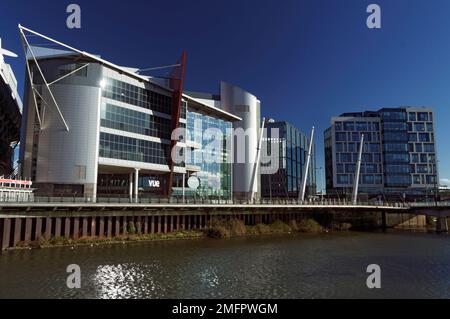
[99,132,170,165]
[101,104,173,139]
[183,109,232,198]
[325,108,438,198]
[102,77,174,115]
[333,119,383,190]
[261,121,316,198]
[380,109,411,188]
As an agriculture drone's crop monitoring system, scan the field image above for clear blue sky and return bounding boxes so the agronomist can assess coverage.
[1,0,450,188]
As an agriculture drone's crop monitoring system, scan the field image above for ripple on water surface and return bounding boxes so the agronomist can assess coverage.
[0,232,449,299]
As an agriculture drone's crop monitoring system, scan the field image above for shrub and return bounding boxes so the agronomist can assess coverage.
[297,219,324,233]
[254,223,271,234]
[331,222,352,231]
[289,220,299,232]
[126,221,136,235]
[50,236,66,246]
[229,219,246,236]
[205,226,230,239]
[269,220,292,233]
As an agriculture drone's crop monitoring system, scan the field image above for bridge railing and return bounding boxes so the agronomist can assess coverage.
[0,195,413,208]
[407,201,450,208]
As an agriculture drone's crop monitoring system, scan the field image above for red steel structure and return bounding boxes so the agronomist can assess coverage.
[165,51,187,197]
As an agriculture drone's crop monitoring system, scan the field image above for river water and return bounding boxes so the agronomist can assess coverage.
[0,231,449,299]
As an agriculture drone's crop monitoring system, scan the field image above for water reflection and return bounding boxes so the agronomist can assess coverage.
[0,232,449,299]
[94,263,166,299]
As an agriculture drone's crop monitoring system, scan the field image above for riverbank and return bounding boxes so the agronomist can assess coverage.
[6,218,351,251]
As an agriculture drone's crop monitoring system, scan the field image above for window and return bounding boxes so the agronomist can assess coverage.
[427,175,437,184]
[336,143,344,152]
[369,143,380,152]
[417,165,429,173]
[337,174,350,184]
[102,77,173,115]
[384,132,407,142]
[340,153,352,162]
[383,122,408,131]
[381,111,406,121]
[419,133,430,142]
[99,132,171,165]
[336,132,347,142]
[362,175,374,184]
[373,153,381,162]
[362,153,373,162]
[408,133,417,142]
[426,123,433,132]
[374,175,382,184]
[345,164,356,173]
[408,112,417,121]
[420,154,428,163]
[384,143,408,152]
[101,104,173,139]
[415,143,423,152]
[413,175,421,185]
[411,154,419,163]
[372,122,380,131]
[344,122,354,131]
[414,123,425,132]
[385,175,411,186]
[355,122,367,131]
[365,164,378,173]
[385,165,411,174]
[58,63,88,77]
[347,143,356,152]
[336,164,344,174]
[428,154,436,163]
[335,122,343,131]
[418,112,429,121]
[385,153,409,163]
[423,144,435,153]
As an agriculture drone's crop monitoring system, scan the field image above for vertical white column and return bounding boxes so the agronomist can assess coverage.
[182,173,186,203]
[134,168,140,203]
[352,134,365,205]
[129,172,133,203]
[299,127,315,202]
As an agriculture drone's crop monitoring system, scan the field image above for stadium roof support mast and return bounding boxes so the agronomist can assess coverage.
[352,134,365,205]
[18,25,70,131]
[299,127,315,202]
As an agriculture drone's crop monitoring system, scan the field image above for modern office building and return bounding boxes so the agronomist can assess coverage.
[261,120,316,199]
[19,26,262,200]
[325,107,439,199]
[0,38,22,177]
[187,82,262,200]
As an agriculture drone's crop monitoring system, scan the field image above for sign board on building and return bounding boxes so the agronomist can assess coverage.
[187,176,200,190]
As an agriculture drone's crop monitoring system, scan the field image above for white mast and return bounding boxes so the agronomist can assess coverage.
[352,134,365,205]
[299,127,315,202]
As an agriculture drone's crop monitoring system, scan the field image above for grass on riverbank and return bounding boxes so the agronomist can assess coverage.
[15,230,204,250]
[12,218,351,250]
[206,218,329,239]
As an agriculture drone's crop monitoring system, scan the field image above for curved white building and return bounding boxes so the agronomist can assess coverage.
[220,82,261,199]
